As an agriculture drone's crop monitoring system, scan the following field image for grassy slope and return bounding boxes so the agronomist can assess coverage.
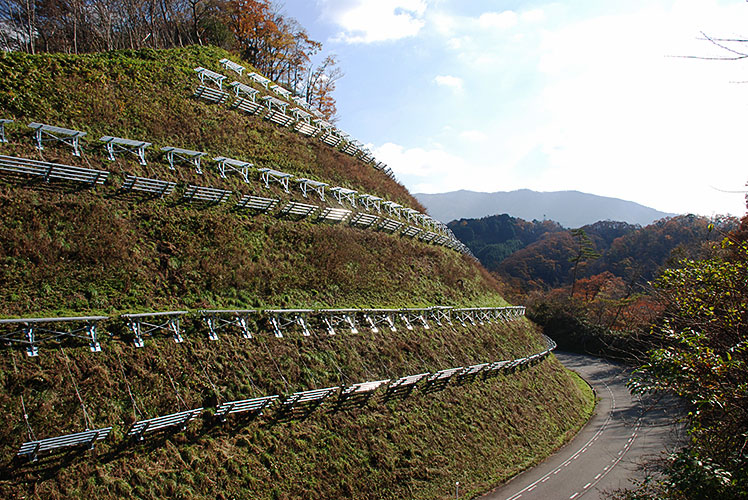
[0,46,593,499]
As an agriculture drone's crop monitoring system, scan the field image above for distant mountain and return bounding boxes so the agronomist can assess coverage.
[415,189,676,228]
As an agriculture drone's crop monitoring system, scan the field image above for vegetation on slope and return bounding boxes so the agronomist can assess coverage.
[451,201,748,498]
[0,46,594,499]
[448,214,565,271]
[452,213,738,357]
[617,219,748,499]
[0,318,592,500]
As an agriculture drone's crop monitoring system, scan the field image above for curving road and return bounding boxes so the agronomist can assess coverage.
[479,352,683,500]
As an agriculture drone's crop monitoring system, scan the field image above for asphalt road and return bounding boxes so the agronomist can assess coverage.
[478,352,683,500]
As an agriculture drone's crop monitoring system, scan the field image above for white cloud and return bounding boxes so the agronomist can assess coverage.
[521,8,545,23]
[323,0,429,43]
[374,142,478,194]
[524,1,748,215]
[459,130,487,142]
[478,11,518,30]
[415,1,748,216]
[311,0,748,217]
[433,74,463,93]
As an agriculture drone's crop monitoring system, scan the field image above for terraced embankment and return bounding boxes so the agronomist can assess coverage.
[0,46,593,499]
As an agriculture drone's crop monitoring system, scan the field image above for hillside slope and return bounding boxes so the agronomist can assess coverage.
[0,47,592,499]
[416,189,675,228]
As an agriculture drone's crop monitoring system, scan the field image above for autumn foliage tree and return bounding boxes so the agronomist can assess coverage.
[305,54,343,121]
[624,229,748,499]
[0,0,342,119]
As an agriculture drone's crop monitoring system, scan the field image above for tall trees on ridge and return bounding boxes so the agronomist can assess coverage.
[0,0,341,119]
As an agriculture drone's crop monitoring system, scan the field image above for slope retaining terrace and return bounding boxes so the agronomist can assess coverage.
[0,305,526,355]
[0,149,472,256]
[0,46,593,500]
[12,331,556,463]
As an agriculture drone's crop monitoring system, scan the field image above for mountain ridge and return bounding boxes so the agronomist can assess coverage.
[416,189,676,228]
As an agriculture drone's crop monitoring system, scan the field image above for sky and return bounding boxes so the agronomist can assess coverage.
[281,0,748,217]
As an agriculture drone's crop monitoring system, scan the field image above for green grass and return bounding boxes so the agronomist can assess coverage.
[0,326,593,500]
[567,369,597,421]
[0,46,595,499]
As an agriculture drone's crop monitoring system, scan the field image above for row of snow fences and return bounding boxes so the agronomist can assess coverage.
[0,124,393,207]
[0,306,526,356]
[14,333,556,463]
[193,63,396,181]
[0,155,472,255]
[0,150,474,257]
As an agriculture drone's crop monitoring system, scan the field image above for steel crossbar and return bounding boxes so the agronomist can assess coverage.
[257,167,293,192]
[427,306,453,327]
[219,58,245,75]
[229,81,259,99]
[318,309,359,335]
[194,66,227,90]
[357,194,382,213]
[329,186,357,207]
[0,118,12,143]
[382,201,403,218]
[121,310,188,347]
[361,309,398,333]
[269,84,292,98]
[295,177,327,201]
[265,309,314,337]
[247,72,271,88]
[453,308,478,327]
[28,122,86,156]
[99,135,151,165]
[213,156,252,183]
[198,309,258,340]
[399,308,430,330]
[292,96,311,109]
[161,146,206,174]
[0,315,108,356]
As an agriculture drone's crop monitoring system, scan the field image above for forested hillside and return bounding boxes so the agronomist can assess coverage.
[453,213,737,355]
[451,206,748,498]
[453,213,735,292]
[0,47,593,499]
[449,214,565,271]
